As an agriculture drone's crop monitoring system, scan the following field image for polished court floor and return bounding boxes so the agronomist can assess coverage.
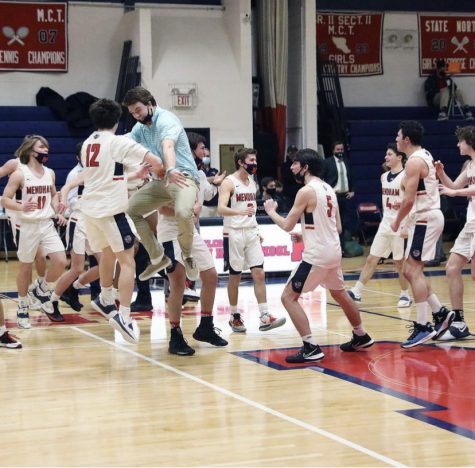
[1,254,474,467]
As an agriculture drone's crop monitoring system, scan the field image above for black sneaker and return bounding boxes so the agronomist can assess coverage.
[193,325,228,347]
[285,342,324,363]
[433,306,455,339]
[91,296,117,319]
[61,285,83,311]
[130,300,153,312]
[169,327,195,356]
[0,330,22,349]
[340,332,374,352]
[45,301,65,322]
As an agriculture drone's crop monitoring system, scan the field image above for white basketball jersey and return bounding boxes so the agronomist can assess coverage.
[465,160,475,228]
[65,164,84,215]
[16,164,55,222]
[80,131,148,218]
[409,148,440,213]
[301,179,341,267]
[380,169,405,229]
[223,174,258,229]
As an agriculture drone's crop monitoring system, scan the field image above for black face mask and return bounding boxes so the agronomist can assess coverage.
[294,169,306,184]
[244,163,257,175]
[34,152,49,164]
[139,106,154,125]
[334,151,344,160]
[266,188,276,196]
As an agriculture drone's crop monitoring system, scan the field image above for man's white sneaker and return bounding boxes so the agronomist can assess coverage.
[17,306,31,329]
[139,255,171,281]
[109,313,140,344]
[347,289,361,303]
[397,295,412,308]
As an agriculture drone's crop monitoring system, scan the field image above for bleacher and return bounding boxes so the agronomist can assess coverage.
[0,106,90,193]
[347,106,469,234]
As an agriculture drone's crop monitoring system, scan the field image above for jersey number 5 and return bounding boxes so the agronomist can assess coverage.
[85,143,100,167]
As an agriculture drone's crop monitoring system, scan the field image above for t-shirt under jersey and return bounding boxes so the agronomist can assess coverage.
[80,131,148,218]
[223,173,258,230]
[301,179,341,268]
[16,163,55,222]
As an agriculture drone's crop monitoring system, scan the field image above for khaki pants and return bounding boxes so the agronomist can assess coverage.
[127,177,199,259]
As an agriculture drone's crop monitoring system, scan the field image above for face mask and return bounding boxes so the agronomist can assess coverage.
[244,163,257,175]
[294,169,306,184]
[266,188,276,196]
[34,152,48,164]
[202,156,210,166]
[334,151,344,159]
[139,105,154,125]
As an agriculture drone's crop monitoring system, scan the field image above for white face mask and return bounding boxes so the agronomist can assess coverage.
[202,156,211,165]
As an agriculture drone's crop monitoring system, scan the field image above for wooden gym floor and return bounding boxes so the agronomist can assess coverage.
[0,250,474,467]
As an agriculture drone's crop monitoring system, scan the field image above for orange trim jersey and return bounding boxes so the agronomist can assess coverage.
[80,131,148,218]
[301,179,341,267]
[16,164,55,222]
[222,174,258,230]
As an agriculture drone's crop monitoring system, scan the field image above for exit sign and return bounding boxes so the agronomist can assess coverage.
[174,94,192,107]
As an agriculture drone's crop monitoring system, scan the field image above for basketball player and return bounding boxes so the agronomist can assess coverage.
[1,135,67,328]
[348,144,412,308]
[218,148,286,333]
[157,204,228,355]
[0,152,48,311]
[391,120,453,348]
[123,87,199,282]
[264,148,374,363]
[77,98,164,344]
[0,300,22,348]
[436,125,475,340]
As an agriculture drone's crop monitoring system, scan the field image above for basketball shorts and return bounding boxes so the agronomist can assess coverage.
[84,212,138,253]
[450,224,475,260]
[16,218,64,263]
[405,209,444,262]
[223,226,264,273]
[66,214,94,256]
[370,226,405,260]
[162,229,215,274]
[287,260,345,293]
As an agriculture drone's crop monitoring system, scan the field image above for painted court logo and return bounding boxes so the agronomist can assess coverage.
[233,341,475,440]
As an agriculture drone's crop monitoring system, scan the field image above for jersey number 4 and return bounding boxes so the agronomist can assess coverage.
[85,143,100,167]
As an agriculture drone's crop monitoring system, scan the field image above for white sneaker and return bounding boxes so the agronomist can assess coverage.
[31,286,53,314]
[259,313,286,331]
[347,289,361,303]
[438,111,448,121]
[17,306,31,329]
[437,321,470,341]
[183,287,200,302]
[397,295,412,308]
[109,313,140,344]
[27,291,42,311]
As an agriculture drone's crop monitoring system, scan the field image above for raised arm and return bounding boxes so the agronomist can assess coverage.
[264,187,310,232]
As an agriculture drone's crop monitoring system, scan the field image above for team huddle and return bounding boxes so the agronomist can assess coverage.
[0,88,474,360]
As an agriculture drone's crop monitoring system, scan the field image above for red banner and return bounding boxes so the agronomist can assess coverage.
[317,12,383,76]
[0,1,67,72]
[419,14,475,76]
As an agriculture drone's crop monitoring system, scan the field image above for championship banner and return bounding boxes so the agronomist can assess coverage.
[317,12,383,76]
[0,1,67,71]
[419,14,475,76]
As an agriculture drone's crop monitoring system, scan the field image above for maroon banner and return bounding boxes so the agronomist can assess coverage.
[0,1,67,71]
[317,12,383,76]
[419,14,475,76]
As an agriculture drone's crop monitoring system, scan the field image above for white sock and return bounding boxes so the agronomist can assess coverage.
[51,292,60,303]
[427,294,442,313]
[119,305,131,321]
[73,280,86,290]
[415,302,428,324]
[100,286,114,305]
[353,281,364,295]
[18,296,28,308]
[400,289,410,298]
[112,287,119,301]
[0,325,6,335]
[302,334,317,345]
[353,324,366,336]
[230,305,238,315]
[258,303,269,318]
